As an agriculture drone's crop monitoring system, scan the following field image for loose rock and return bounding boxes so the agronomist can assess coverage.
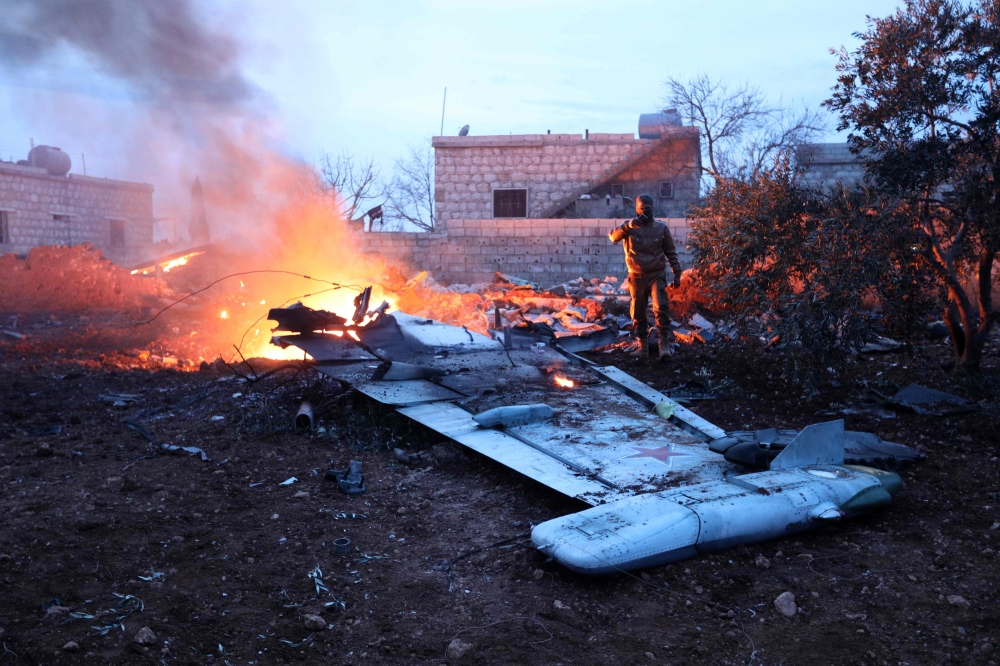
[947,595,970,608]
[62,641,79,653]
[446,638,473,660]
[303,614,327,631]
[774,591,797,617]
[133,627,157,645]
[755,554,771,569]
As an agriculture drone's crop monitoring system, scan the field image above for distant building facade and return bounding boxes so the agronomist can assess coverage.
[795,143,866,190]
[354,114,702,285]
[432,121,701,224]
[0,157,154,265]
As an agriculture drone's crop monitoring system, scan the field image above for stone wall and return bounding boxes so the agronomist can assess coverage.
[356,217,693,286]
[795,143,865,190]
[0,161,155,265]
[432,127,700,224]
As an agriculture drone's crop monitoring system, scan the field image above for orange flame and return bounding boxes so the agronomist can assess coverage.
[554,375,575,388]
[130,251,205,275]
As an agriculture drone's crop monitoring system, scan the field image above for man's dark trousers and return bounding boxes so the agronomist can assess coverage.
[629,272,673,345]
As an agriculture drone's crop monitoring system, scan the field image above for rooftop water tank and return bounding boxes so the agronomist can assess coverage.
[638,110,682,139]
[28,145,72,176]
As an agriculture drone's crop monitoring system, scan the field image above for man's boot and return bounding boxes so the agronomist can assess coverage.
[657,332,675,361]
[628,336,649,358]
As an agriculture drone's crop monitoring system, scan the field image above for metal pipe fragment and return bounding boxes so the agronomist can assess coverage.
[295,401,314,431]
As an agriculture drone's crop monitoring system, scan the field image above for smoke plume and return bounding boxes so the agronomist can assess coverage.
[0,1,384,360]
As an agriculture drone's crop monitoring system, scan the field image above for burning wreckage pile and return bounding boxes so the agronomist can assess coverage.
[391,270,726,354]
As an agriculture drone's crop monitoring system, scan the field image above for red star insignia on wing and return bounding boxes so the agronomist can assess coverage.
[625,445,690,466]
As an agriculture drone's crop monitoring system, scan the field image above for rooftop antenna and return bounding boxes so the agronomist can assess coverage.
[81,153,87,176]
[440,87,447,137]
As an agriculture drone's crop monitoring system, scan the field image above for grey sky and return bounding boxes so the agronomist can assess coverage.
[0,0,901,188]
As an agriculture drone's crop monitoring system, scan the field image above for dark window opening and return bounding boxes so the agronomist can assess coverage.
[0,211,9,244]
[658,182,674,199]
[493,189,527,218]
[53,214,71,246]
[610,184,624,198]
[109,219,126,248]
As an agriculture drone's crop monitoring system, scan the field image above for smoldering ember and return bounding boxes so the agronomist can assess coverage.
[1,4,999,666]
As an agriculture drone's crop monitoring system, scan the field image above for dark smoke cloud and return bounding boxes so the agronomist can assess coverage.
[0,0,254,106]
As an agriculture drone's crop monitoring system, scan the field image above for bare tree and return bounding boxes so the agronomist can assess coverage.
[385,141,435,231]
[318,151,390,226]
[663,74,826,184]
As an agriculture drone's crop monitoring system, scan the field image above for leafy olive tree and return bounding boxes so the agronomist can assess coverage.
[825,0,1000,369]
[689,161,931,378]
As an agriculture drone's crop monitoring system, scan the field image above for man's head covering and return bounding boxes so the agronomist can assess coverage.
[637,193,654,207]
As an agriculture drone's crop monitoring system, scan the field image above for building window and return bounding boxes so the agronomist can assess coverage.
[658,182,674,199]
[53,214,71,246]
[0,211,9,244]
[109,219,126,248]
[610,184,624,198]
[493,189,527,218]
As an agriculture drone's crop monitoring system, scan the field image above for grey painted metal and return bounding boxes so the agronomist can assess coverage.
[272,334,377,363]
[638,111,682,140]
[352,379,465,407]
[392,312,502,352]
[28,145,72,176]
[399,402,614,503]
[473,404,554,428]
[770,420,845,470]
[592,366,727,441]
[498,427,620,490]
[532,464,901,574]
[374,361,446,381]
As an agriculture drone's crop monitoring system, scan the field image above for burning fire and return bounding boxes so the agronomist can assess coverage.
[246,288,394,361]
[220,310,229,319]
[131,251,205,275]
[554,375,575,388]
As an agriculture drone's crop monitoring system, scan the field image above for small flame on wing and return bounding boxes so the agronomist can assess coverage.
[554,375,575,388]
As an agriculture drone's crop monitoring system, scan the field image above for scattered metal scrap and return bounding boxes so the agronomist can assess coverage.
[866,383,975,417]
[326,460,366,494]
[268,297,923,574]
[709,427,924,468]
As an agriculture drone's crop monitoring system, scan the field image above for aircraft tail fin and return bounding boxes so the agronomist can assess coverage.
[770,420,845,470]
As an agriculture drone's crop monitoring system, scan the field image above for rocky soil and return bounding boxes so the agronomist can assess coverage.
[0,322,998,665]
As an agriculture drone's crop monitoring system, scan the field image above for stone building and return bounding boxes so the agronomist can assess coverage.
[432,121,700,224]
[0,151,155,265]
[358,114,702,286]
[795,143,865,190]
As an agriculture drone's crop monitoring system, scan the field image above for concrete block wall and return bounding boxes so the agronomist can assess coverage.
[0,162,155,265]
[795,143,865,190]
[357,217,694,286]
[432,133,677,223]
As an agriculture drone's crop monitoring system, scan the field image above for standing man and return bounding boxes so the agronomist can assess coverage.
[608,194,682,360]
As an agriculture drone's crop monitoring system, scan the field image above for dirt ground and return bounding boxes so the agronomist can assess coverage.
[1,314,998,666]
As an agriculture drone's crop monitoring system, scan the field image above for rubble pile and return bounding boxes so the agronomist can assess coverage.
[0,244,172,313]
[390,270,726,350]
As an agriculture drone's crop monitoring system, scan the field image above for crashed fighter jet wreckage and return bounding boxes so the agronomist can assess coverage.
[268,296,922,575]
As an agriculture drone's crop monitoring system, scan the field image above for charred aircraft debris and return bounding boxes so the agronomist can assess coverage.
[266,295,921,575]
